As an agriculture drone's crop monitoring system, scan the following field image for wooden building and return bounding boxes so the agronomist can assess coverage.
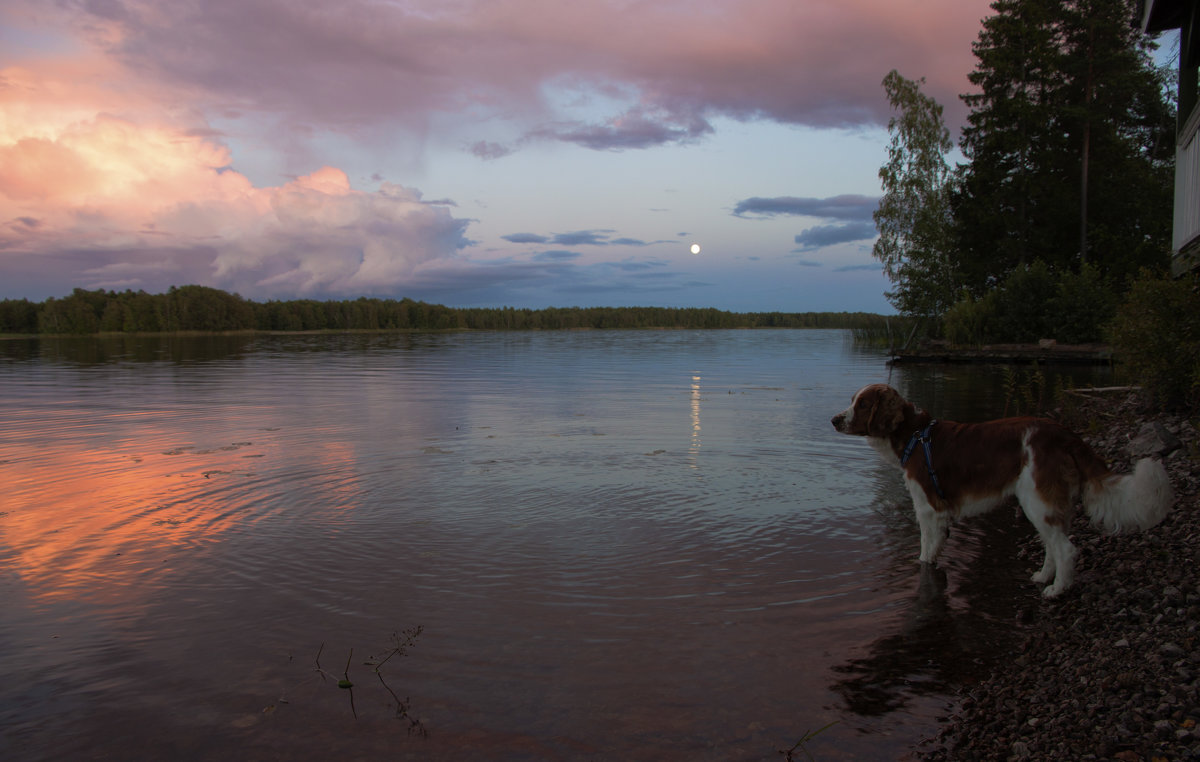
[1141,0,1200,273]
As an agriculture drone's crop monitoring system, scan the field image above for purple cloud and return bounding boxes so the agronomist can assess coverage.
[550,230,613,246]
[793,221,878,250]
[66,0,989,151]
[469,141,514,160]
[503,233,551,244]
[533,250,580,261]
[733,194,880,220]
[528,108,714,151]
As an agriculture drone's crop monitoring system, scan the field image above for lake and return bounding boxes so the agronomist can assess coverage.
[0,330,1111,760]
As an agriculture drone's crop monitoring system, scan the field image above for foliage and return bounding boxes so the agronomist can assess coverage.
[989,260,1061,342]
[0,298,38,334]
[941,261,1115,345]
[872,70,958,319]
[951,0,1173,296]
[850,315,921,349]
[871,0,1173,343]
[1052,263,1118,343]
[1001,366,1051,416]
[941,291,997,346]
[0,286,900,335]
[1108,271,1200,409]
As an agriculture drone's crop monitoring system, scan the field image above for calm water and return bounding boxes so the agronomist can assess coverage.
[0,330,1110,760]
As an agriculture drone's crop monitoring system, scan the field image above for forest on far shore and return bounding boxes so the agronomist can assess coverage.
[0,285,898,335]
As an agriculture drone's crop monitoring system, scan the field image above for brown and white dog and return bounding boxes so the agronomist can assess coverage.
[831,383,1173,597]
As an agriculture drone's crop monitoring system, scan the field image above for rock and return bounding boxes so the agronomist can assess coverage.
[1127,421,1182,458]
[1161,642,1187,659]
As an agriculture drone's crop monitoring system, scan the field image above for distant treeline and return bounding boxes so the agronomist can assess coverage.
[0,286,897,335]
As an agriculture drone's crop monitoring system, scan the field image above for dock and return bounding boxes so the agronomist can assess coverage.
[888,342,1114,366]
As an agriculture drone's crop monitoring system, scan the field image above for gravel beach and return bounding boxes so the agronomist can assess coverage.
[915,391,1200,762]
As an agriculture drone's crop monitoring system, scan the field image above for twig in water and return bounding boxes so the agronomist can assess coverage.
[281,629,425,733]
[366,627,427,736]
[779,720,838,762]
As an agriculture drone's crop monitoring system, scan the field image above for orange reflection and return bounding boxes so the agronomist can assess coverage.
[0,427,360,602]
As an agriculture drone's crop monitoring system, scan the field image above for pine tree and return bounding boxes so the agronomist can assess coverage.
[952,0,1173,294]
[1058,0,1174,283]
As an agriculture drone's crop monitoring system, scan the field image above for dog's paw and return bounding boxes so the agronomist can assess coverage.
[1040,583,1067,598]
[1031,569,1053,584]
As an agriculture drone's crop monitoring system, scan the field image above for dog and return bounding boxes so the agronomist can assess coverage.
[831,383,1173,597]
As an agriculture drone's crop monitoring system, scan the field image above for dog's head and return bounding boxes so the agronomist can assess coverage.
[831,384,909,438]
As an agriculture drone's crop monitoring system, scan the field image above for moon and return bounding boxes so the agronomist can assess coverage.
[690,243,701,254]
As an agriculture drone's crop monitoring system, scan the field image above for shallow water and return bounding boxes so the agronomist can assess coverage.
[0,330,1110,760]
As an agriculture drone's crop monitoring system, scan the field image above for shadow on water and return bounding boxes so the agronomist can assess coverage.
[830,509,1036,719]
[0,334,259,365]
[0,331,447,366]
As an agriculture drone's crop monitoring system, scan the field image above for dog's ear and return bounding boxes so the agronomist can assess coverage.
[866,387,905,437]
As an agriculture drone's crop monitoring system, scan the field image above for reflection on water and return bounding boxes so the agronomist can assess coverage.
[831,512,1038,718]
[0,331,1111,760]
[689,373,702,462]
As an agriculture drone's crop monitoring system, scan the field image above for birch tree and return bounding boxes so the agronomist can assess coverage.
[872,70,957,319]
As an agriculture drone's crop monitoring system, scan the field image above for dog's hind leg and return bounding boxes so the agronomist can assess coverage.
[1019,496,1077,598]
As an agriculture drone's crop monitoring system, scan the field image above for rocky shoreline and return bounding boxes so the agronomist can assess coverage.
[915,391,1200,761]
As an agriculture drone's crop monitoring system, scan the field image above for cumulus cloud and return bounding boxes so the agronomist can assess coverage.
[793,221,878,250]
[0,76,471,298]
[733,194,879,220]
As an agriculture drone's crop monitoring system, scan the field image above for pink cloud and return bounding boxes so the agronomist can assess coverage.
[0,66,470,297]
[43,0,991,147]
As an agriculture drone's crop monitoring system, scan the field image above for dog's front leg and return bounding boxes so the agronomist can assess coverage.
[1031,552,1055,585]
[909,482,949,564]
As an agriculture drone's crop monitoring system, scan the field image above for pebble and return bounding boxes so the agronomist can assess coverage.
[916,392,1200,761]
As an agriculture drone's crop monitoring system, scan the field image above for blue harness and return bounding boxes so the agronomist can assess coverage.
[900,420,945,499]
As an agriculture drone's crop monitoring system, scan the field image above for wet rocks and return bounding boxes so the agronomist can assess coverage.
[916,392,1200,761]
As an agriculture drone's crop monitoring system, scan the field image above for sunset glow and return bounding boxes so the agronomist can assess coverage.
[0,409,366,602]
[0,0,1001,311]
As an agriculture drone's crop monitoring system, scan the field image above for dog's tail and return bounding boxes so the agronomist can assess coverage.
[1083,458,1173,533]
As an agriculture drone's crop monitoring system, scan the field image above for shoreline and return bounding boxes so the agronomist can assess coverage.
[914,391,1200,760]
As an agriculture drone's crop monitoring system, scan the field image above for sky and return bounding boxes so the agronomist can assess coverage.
[1,0,1010,313]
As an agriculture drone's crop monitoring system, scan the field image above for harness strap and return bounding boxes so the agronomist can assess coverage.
[900,420,945,499]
